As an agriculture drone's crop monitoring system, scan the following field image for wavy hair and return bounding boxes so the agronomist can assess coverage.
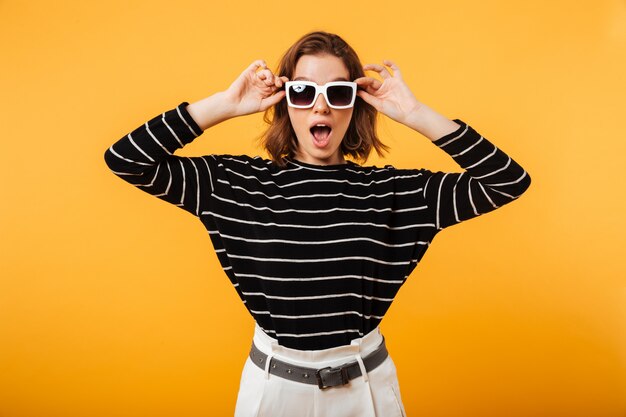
[257,31,388,166]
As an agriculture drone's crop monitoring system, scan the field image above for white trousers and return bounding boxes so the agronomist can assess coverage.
[234,324,407,417]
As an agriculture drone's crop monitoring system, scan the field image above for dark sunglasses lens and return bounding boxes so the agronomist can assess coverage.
[327,86,354,106]
[289,84,316,106]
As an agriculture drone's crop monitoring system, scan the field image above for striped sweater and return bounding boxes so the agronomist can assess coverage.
[104,101,531,350]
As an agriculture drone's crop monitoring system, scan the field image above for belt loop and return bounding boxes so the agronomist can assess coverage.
[263,353,273,379]
[264,340,278,379]
[350,337,369,383]
[355,354,369,383]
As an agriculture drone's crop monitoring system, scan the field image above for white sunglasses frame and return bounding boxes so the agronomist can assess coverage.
[285,81,357,109]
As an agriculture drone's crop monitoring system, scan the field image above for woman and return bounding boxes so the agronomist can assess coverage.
[104,31,530,416]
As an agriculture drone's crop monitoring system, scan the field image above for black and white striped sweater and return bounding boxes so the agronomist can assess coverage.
[104,101,531,350]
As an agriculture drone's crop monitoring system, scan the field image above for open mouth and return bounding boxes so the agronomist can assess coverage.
[310,125,332,148]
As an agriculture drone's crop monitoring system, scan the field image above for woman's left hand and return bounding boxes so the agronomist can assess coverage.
[355,60,423,126]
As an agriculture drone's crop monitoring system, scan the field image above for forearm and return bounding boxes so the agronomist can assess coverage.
[186,91,239,131]
[104,102,202,176]
[104,102,216,217]
[403,103,460,141]
[424,120,531,229]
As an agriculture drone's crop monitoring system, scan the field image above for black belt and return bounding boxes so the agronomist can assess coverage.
[248,337,388,389]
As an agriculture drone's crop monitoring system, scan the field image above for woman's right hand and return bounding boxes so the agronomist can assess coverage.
[223,60,288,117]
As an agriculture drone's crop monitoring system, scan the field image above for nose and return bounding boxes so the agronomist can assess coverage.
[313,92,330,113]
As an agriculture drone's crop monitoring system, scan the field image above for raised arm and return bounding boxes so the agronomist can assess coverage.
[418,117,530,229]
[103,60,288,217]
[356,60,531,230]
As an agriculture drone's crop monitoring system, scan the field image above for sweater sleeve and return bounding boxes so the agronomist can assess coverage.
[421,119,531,230]
[104,102,217,218]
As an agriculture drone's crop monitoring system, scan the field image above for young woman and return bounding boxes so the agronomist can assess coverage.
[105,31,530,416]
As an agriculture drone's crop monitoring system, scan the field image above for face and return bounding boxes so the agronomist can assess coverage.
[287,54,354,165]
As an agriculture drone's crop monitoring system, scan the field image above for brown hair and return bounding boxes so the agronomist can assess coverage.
[258,31,389,166]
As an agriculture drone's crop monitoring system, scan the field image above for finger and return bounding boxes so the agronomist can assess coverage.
[354,77,382,93]
[272,76,289,90]
[382,59,402,78]
[274,75,288,88]
[249,59,267,74]
[356,90,381,111]
[261,90,286,109]
[362,63,392,79]
[257,69,274,85]
[354,77,381,88]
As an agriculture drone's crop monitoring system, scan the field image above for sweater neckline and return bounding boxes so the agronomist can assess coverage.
[286,158,359,171]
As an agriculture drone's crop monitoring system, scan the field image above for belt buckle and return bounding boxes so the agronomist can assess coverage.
[315,365,350,389]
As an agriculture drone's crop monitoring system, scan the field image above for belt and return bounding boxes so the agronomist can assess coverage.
[248,337,388,389]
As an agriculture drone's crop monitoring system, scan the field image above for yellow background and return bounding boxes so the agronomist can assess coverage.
[1,0,625,416]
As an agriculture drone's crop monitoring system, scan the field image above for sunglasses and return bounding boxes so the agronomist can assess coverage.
[285,81,357,109]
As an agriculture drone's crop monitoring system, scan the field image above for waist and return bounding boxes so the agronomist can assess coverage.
[252,323,384,368]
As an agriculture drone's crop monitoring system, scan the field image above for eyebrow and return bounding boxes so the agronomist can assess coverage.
[293,76,350,82]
